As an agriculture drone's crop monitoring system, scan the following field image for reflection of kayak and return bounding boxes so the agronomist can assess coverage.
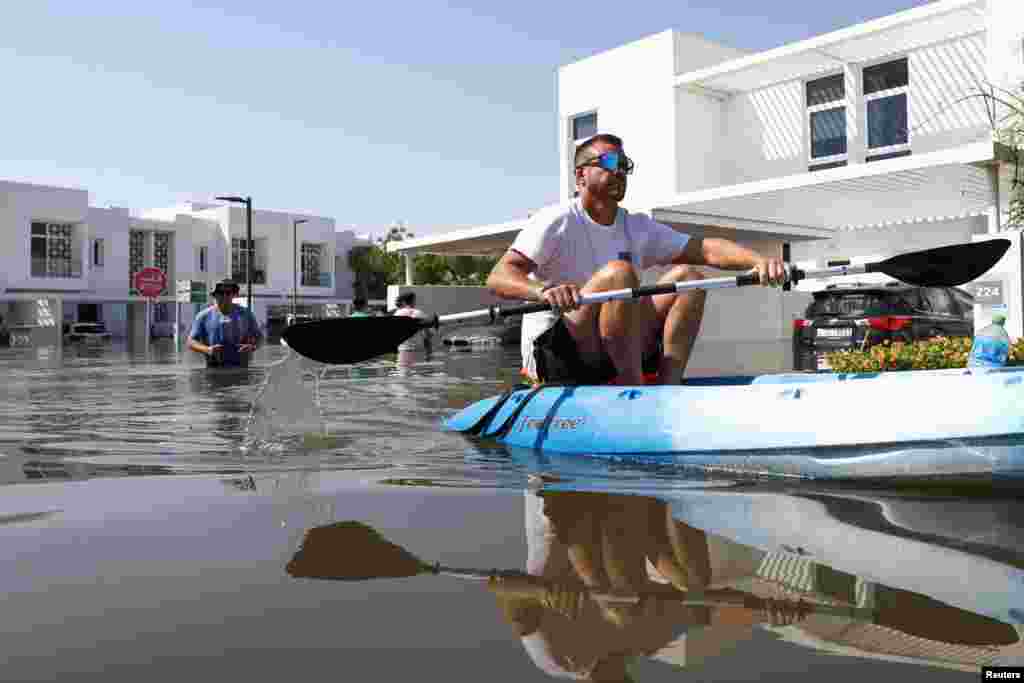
[443,367,1024,479]
[662,488,1024,630]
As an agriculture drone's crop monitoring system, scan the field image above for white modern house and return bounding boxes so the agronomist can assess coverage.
[389,0,1024,373]
[0,181,373,346]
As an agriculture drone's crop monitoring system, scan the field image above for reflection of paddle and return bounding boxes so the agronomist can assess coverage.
[285,521,876,621]
[282,240,1011,364]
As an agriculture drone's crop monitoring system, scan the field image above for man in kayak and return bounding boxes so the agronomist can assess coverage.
[187,280,263,368]
[486,133,785,385]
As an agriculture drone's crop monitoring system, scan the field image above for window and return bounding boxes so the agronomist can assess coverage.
[129,230,146,289]
[864,58,909,161]
[232,238,265,284]
[301,243,324,286]
[198,246,208,273]
[154,233,171,293]
[807,293,888,317]
[806,74,847,170]
[92,238,104,268]
[571,112,597,142]
[568,111,598,197]
[31,221,77,278]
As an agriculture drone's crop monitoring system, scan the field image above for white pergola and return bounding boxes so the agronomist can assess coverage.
[676,0,986,96]
[650,140,1014,233]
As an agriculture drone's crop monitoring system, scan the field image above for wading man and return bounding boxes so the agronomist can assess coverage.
[187,280,263,368]
[486,133,785,385]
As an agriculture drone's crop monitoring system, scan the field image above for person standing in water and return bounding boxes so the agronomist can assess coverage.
[393,292,433,352]
[349,295,372,318]
[187,280,263,367]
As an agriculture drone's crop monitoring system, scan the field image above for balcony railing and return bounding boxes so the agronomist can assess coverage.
[301,273,333,287]
[31,258,82,279]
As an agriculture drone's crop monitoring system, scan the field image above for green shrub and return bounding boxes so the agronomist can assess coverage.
[825,336,1024,373]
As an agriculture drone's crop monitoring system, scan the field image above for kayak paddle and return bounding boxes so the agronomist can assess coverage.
[284,520,876,621]
[283,239,1010,365]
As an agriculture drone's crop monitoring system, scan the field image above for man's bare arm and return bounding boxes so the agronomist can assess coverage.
[673,237,785,285]
[486,250,545,302]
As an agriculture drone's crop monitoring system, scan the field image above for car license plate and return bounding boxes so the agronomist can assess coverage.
[816,328,853,338]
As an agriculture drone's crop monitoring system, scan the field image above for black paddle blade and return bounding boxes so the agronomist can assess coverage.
[282,317,425,364]
[286,521,429,581]
[871,239,1010,287]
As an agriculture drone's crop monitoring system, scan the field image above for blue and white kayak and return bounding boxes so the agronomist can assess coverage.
[442,367,1024,479]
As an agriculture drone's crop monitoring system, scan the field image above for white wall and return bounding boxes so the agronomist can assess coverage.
[719,80,806,185]
[986,0,1024,90]
[3,186,371,340]
[675,88,728,191]
[971,231,1022,338]
[0,181,89,291]
[558,30,681,210]
[86,207,133,298]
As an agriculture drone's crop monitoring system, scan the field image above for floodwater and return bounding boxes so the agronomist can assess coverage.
[0,338,1022,681]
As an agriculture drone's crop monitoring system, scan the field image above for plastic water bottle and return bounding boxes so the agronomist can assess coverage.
[968,313,1010,368]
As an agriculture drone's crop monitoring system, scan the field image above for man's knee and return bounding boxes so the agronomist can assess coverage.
[591,259,640,289]
[661,264,704,283]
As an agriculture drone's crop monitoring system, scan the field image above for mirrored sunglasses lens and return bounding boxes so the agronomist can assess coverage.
[599,151,620,171]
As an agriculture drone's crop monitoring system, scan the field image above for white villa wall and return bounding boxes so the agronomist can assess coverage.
[558,30,680,210]
[144,203,346,325]
[675,89,727,191]
[971,231,1023,338]
[719,81,806,184]
[986,0,1024,90]
[87,207,132,298]
[3,185,366,341]
[0,181,89,292]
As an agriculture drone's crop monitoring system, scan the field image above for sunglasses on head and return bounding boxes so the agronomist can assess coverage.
[577,150,634,175]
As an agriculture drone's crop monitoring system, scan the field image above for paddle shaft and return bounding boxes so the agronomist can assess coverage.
[429,238,1010,328]
[280,239,1008,365]
[432,264,853,326]
[435,565,874,620]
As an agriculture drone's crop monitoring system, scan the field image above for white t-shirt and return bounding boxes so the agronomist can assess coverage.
[510,198,691,376]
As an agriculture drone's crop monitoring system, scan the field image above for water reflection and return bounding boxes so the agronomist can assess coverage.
[190,366,262,443]
[288,487,1024,678]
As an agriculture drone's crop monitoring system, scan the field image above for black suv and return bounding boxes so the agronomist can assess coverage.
[793,283,975,371]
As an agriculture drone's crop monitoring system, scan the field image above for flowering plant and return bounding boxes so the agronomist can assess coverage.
[825,336,1024,373]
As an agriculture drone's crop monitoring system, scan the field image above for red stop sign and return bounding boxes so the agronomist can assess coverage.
[134,267,167,298]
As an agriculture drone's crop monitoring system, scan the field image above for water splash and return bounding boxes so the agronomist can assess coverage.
[243,349,331,453]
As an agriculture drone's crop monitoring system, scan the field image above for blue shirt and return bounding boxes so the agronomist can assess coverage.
[189,305,262,367]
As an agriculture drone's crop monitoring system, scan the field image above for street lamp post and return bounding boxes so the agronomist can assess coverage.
[292,218,309,318]
[215,195,254,310]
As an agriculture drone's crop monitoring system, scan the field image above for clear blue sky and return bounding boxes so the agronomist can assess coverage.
[1,0,931,238]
